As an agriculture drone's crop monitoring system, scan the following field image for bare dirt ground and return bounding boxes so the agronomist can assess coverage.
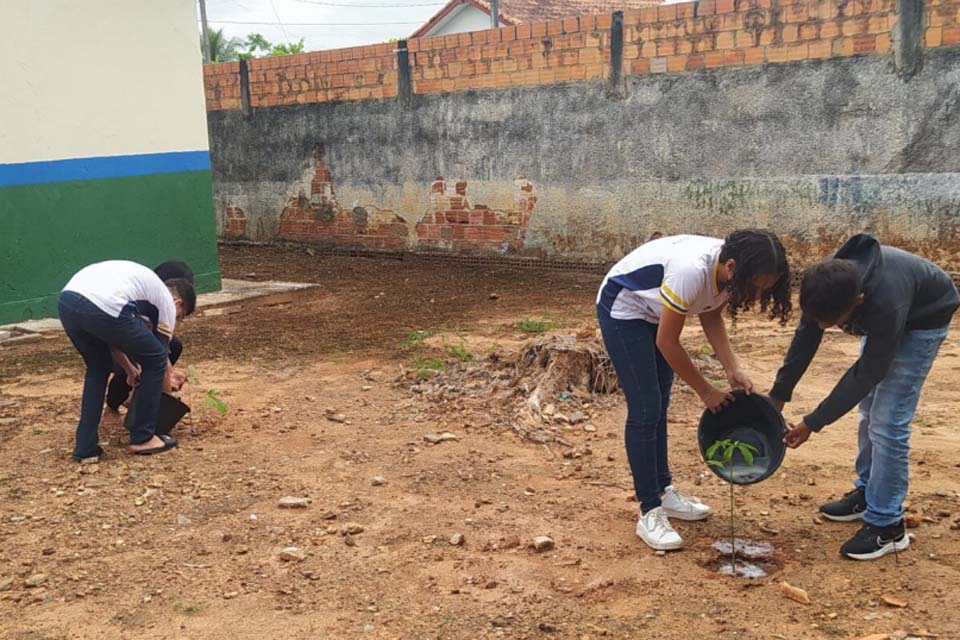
[1,244,959,640]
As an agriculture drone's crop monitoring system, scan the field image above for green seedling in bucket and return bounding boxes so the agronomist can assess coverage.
[706,438,759,575]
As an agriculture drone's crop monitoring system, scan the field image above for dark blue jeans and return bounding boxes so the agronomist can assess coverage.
[58,291,168,457]
[597,305,674,513]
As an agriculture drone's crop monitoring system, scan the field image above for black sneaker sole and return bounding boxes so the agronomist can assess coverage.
[820,510,865,522]
[842,535,910,561]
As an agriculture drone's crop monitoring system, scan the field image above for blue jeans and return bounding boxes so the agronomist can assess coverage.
[597,306,674,513]
[58,291,169,457]
[853,326,948,527]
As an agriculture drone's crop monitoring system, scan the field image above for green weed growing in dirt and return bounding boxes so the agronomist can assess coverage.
[707,438,759,575]
[517,318,555,334]
[404,330,432,349]
[413,357,446,379]
[444,343,474,362]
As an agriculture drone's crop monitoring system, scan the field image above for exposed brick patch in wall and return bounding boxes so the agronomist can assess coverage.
[926,0,960,46]
[278,149,408,250]
[224,206,248,239]
[415,175,537,254]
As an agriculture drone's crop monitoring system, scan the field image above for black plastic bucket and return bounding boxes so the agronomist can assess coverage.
[124,391,191,436]
[697,390,786,485]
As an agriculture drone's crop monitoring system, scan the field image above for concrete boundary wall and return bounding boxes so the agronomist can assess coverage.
[205,0,960,266]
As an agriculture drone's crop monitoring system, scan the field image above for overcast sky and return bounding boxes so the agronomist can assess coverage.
[201,0,446,51]
[200,0,684,52]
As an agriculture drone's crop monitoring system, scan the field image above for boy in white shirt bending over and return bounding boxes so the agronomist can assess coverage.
[59,260,195,460]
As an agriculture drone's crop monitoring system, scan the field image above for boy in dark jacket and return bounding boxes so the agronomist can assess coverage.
[770,234,959,560]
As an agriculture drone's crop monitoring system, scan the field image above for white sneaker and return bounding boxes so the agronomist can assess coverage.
[661,485,712,521]
[636,506,683,550]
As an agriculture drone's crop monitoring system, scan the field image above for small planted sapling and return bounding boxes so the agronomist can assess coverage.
[205,389,228,416]
[706,438,759,575]
[185,365,228,422]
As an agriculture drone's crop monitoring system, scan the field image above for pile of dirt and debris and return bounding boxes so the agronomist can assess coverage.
[404,332,724,444]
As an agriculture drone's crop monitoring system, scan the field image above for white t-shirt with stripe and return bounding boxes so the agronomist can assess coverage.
[63,260,176,340]
[597,235,729,323]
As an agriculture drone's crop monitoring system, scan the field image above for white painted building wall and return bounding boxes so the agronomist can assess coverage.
[0,0,209,164]
[425,4,508,36]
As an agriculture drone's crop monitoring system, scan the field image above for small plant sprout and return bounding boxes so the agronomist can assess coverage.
[706,438,759,575]
[205,389,228,416]
[184,365,228,421]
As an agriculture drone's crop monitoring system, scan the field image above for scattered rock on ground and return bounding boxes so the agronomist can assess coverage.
[532,535,555,552]
[341,523,364,535]
[881,594,908,608]
[24,574,48,588]
[278,496,311,509]
[423,432,459,444]
[780,581,811,605]
[450,533,465,546]
[279,547,306,562]
[371,476,386,486]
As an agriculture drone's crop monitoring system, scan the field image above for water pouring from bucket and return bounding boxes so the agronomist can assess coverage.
[698,390,787,576]
[698,390,787,485]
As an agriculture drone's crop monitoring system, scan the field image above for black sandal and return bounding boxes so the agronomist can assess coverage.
[133,434,177,456]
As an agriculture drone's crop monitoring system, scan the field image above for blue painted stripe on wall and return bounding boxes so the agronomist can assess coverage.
[0,151,211,187]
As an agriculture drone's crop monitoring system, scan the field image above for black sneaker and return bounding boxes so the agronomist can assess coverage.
[840,520,910,561]
[819,488,866,522]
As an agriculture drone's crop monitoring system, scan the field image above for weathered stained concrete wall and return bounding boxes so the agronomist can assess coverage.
[208,45,960,264]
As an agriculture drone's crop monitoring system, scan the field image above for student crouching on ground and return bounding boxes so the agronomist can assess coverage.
[100,261,194,433]
[59,260,195,461]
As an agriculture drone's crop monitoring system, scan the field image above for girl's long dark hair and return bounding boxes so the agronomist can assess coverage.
[718,229,792,324]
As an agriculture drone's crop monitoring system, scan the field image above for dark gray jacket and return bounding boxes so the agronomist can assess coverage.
[770,234,959,431]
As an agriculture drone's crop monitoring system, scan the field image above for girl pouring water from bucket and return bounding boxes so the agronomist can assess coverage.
[597,230,792,551]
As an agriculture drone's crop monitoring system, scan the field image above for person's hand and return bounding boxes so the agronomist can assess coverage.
[726,369,753,394]
[784,421,812,448]
[769,397,785,412]
[700,386,734,414]
[170,369,188,392]
[126,365,141,388]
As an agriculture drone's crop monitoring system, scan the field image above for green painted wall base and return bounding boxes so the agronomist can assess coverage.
[0,170,221,325]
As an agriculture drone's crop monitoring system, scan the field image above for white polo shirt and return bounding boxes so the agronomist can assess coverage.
[63,260,176,339]
[597,235,729,323]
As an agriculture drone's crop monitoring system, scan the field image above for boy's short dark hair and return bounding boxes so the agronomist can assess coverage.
[800,259,861,322]
[166,278,197,317]
[155,261,194,284]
